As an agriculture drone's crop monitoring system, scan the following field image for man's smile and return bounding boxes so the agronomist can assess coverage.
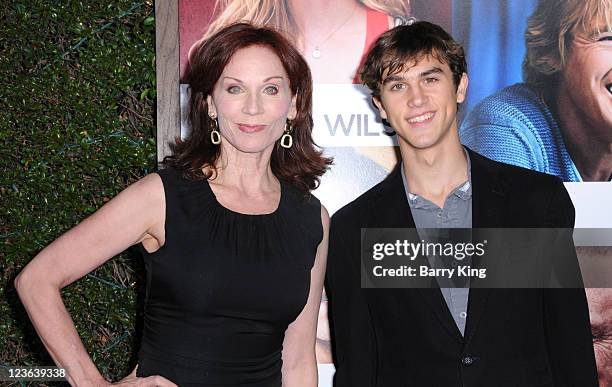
[407,111,435,124]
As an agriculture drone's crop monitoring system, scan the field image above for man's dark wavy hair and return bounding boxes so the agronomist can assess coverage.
[361,21,467,100]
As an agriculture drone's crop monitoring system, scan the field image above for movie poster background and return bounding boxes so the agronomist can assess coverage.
[175,1,612,385]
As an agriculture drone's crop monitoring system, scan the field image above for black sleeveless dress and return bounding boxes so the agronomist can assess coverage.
[136,167,323,386]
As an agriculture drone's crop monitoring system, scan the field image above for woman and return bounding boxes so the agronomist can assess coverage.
[15,23,331,386]
[182,1,412,367]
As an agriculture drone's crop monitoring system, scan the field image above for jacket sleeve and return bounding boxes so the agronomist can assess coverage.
[325,214,376,387]
[543,178,598,386]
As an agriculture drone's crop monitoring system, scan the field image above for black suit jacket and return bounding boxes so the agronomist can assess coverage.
[326,149,597,387]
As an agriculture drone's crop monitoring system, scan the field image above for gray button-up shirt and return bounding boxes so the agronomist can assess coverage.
[400,149,472,336]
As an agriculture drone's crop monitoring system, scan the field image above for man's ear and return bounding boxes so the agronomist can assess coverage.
[456,73,469,104]
[372,96,388,120]
[206,95,216,117]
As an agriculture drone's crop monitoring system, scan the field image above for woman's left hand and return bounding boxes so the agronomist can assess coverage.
[111,366,178,387]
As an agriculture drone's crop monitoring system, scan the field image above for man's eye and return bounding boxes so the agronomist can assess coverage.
[264,85,279,95]
[424,77,439,84]
[227,85,242,94]
[390,83,405,91]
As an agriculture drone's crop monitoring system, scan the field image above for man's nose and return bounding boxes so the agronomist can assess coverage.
[407,85,428,107]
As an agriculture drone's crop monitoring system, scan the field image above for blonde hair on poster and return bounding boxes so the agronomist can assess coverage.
[523,0,612,86]
[201,0,411,42]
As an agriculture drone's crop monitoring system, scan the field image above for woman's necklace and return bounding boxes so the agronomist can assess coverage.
[310,3,358,59]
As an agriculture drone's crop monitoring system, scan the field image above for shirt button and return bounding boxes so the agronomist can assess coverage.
[462,356,474,365]
[459,311,467,319]
[437,211,442,218]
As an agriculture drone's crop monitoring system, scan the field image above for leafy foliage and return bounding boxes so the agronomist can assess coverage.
[0,0,156,383]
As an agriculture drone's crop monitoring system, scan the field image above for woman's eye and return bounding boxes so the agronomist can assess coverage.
[227,85,242,94]
[264,85,279,95]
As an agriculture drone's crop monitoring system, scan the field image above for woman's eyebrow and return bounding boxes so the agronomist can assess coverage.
[222,76,285,82]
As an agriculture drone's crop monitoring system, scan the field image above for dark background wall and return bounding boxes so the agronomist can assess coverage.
[1,1,156,383]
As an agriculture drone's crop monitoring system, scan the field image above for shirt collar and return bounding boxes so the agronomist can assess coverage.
[401,146,472,205]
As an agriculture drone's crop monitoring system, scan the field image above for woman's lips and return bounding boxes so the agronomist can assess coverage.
[237,123,266,133]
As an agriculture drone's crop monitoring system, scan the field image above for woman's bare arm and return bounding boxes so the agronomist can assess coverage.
[281,205,329,387]
[14,173,175,386]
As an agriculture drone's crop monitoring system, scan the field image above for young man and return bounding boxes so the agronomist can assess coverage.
[325,21,598,386]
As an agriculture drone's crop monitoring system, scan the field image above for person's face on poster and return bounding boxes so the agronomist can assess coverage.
[374,56,467,151]
[560,26,612,140]
[586,288,612,387]
[206,46,297,154]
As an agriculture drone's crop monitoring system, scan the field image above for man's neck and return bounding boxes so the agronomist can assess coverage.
[399,138,469,208]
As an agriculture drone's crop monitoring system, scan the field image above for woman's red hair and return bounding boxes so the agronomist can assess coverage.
[164,22,332,194]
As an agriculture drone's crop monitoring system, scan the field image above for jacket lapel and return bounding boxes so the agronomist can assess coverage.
[464,149,507,346]
[369,164,416,228]
[371,164,464,342]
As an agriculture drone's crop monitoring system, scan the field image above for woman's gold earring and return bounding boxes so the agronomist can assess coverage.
[209,114,221,145]
[280,119,293,149]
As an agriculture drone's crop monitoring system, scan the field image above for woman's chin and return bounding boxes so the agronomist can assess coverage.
[221,138,279,154]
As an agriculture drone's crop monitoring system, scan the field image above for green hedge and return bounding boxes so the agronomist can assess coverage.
[1,1,156,384]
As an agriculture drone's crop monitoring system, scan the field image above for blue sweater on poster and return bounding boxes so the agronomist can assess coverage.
[459,83,581,182]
